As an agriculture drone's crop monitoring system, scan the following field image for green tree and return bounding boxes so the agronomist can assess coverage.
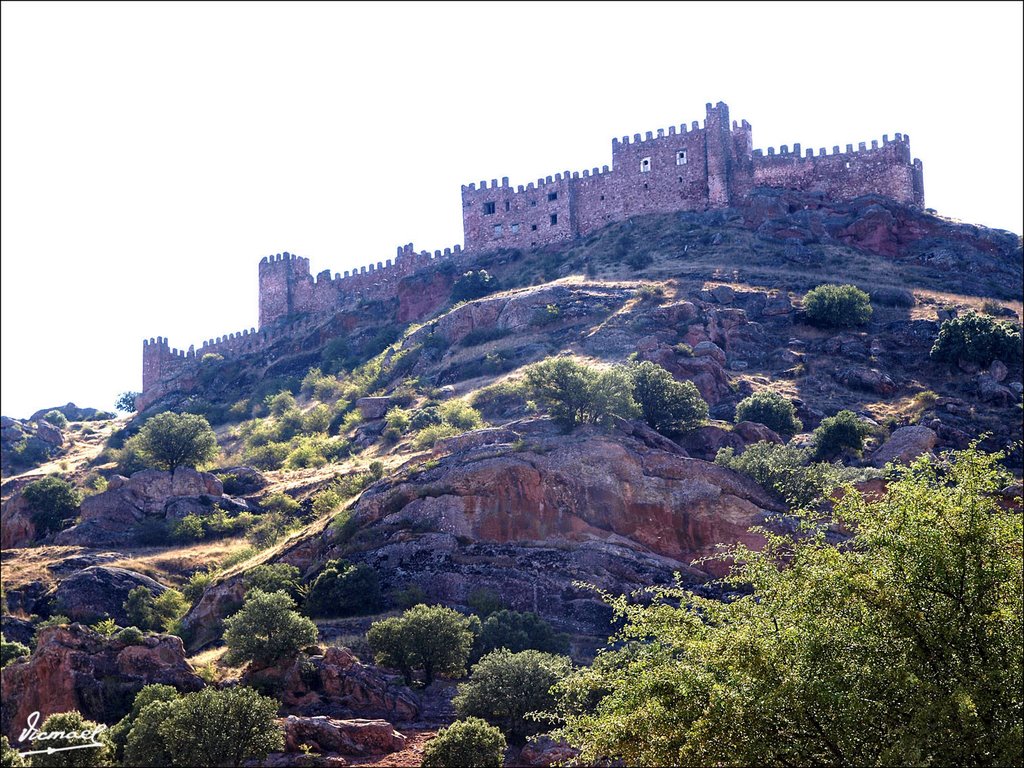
[473,610,570,661]
[123,700,177,767]
[553,446,1024,767]
[131,412,218,471]
[734,390,802,436]
[304,560,382,617]
[802,283,872,328]
[125,687,283,768]
[367,604,480,686]
[223,589,318,666]
[812,409,871,460]
[525,358,638,431]
[455,649,572,742]
[421,717,506,768]
[22,476,82,536]
[930,310,1023,367]
[25,711,112,767]
[1,634,30,667]
[110,684,179,764]
[629,360,708,435]
[115,391,139,413]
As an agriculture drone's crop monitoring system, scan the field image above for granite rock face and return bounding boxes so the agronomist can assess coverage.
[53,565,169,625]
[0,624,203,740]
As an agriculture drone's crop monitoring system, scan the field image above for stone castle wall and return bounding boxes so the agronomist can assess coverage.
[462,101,924,253]
[139,100,924,407]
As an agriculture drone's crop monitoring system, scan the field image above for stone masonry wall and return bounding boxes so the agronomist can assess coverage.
[460,101,922,252]
[140,101,924,407]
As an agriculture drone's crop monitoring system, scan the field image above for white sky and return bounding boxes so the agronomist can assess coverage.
[2,1,1022,419]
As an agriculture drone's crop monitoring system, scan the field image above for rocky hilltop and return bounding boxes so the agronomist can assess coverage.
[1,193,1021,766]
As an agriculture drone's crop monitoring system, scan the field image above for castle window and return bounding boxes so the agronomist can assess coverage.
[640,157,651,173]
[548,192,558,201]
[483,201,496,215]
[505,201,511,211]
[493,224,502,236]
[677,150,687,165]
[530,199,537,207]
[550,213,558,226]
[845,162,851,169]
[511,223,520,234]
[531,224,538,231]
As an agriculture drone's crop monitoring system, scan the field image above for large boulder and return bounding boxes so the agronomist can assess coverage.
[55,467,243,547]
[53,566,169,624]
[0,494,36,548]
[871,426,938,467]
[1,624,203,740]
[246,646,419,722]
[281,716,406,756]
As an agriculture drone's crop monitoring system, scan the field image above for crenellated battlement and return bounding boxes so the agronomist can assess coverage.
[140,100,925,408]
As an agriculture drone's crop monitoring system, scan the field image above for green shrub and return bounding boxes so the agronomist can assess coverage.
[454,649,573,741]
[124,686,282,768]
[182,570,215,603]
[25,711,112,767]
[421,716,505,768]
[22,475,82,536]
[385,406,412,434]
[367,604,481,686]
[265,390,297,417]
[525,357,638,430]
[473,610,570,661]
[413,423,460,450]
[241,441,290,470]
[123,586,187,633]
[42,409,68,429]
[91,618,119,637]
[715,442,839,508]
[244,564,300,599]
[1,735,26,767]
[734,390,803,436]
[812,410,872,460]
[438,400,484,430]
[301,404,332,433]
[1,634,30,667]
[171,514,205,542]
[802,283,873,328]
[304,560,383,617]
[467,588,505,618]
[551,447,1023,767]
[421,717,506,768]
[629,361,708,435]
[451,269,497,303]
[131,412,219,471]
[930,311,1023,367]
[223,589,318,666]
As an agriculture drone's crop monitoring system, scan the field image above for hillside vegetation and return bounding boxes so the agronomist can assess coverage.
[2,192,1021,767]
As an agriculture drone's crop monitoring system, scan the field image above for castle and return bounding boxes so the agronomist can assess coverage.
[139,101,924,409]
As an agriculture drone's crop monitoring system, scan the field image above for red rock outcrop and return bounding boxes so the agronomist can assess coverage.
[0,624,203,740]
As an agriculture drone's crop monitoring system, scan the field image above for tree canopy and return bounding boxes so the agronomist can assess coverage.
[368,604,480,686]
[553,446,1023,766]
[130,411,218,471]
